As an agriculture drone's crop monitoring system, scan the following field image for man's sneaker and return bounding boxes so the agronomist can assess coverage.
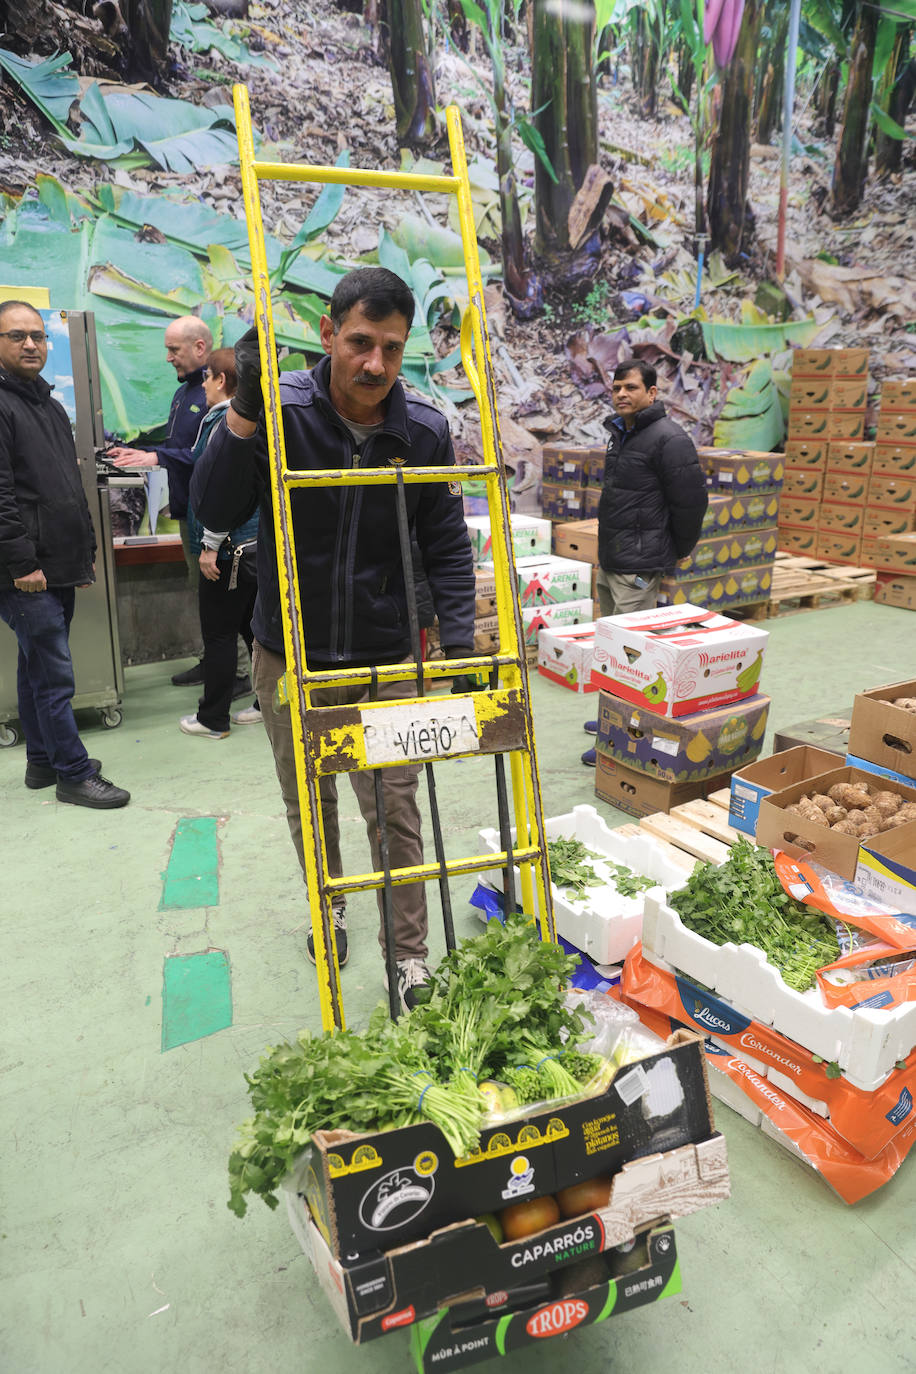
[231,675,252,700]
[581,747,597,767]
[306,907,349,967]
[171,661,204,686]
[384,958,432,1014]
[26,757,100,789]
[583,720,599,735]
[56,773,130,809]
[231,704,263,725]
[179,714,229,739]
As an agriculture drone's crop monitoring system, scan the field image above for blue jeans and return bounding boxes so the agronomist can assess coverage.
[0,586,93,780]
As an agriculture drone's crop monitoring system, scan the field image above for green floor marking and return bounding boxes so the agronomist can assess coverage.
[159,817,220,909]
[161,949,232,1051]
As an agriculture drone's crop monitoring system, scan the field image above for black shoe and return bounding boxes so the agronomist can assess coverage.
[384,958,432,1014]
[56,773,131,809]
[171,661,204,686]
[231,675,252,700]
[581,747,597,767]
[306,908,349,967]
[26,757,101,789]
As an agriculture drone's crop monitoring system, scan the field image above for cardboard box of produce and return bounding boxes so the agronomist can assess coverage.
[862,506,916,537]
[877,412,916,444]
[595,753,732,817]
[816,533,862,564]
[474,567,497,618]
[552,518,599,565]
[828,442,874,474]
[778,495,819,526]
[522,598,593,646]
[875,573,916,609]
[791,348,836,376]
[590,604,768,717]
[868,474,916,511]
[676,528,778,575]
[408,1224,682,1372]
[465,515,551,565]
[781,469,823,500]
[772,714,850,756]
[756,766,916,882]
[822,471,869,504]
[537,624,598,693]
[299,1033,715,1259]
[511,555,592,606]
[784,439,828,469]
[830,378,869,409]
[541,446,591,484]
[881,380,916,411]
[873,443,916,477]
[788,378,831,407]
[778,527,819,555]
[786,410,832,439]
[659,563,773,611]
[847,679,916,785]
[860,533,916,572]
[702,490,780,534]
[833,348,870,377]
[728,745,845,837]
[830,411,869,440]
[540,481,585,520]
[700,450,785,493]
[856,829,916,917]
[818,501,864,534]
[581,487,601,518]
[596,690,769,783]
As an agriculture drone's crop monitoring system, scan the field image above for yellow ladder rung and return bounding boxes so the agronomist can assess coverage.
[250,160,461,194]
[321,847,544,897]
[281,465,501,488]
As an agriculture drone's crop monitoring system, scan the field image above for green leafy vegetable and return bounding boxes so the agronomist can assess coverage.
[547,837,654,901]
[669,839,839,992]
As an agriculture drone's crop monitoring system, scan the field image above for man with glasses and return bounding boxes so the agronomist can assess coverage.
[0,300,130,807]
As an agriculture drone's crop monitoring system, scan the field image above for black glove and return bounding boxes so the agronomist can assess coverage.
[230,326,264,422]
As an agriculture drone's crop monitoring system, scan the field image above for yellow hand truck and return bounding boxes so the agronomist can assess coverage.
[233,85,555,1031]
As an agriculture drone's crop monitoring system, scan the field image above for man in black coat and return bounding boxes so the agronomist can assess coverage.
[191,268,476,1011]
[583,358,708,764]
[0,300,129,808]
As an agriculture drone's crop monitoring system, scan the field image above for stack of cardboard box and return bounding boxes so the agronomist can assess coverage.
[780,347,871,562]
[587,603,770,819]
[860,380,916,607]
[539,444,605,522]
[459,514,551,655]
[659,449,783,609]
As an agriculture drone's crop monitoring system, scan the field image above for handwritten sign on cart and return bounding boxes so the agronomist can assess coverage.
[362,697,480,766]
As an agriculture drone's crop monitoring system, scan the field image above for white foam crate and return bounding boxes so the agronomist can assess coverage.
[478,804,689,964]
[641,893,916,1085]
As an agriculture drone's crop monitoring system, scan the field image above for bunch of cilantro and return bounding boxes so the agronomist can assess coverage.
[668,839,840,992]
[228,914,594,1218]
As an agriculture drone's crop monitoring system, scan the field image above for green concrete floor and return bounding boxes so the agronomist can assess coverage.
[3,599,916,1374]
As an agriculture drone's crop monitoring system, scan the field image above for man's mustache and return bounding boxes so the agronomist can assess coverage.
[355,373,387,386]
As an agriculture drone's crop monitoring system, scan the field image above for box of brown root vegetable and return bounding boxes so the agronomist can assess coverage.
[847,678,916,787]
[757,767,916,882]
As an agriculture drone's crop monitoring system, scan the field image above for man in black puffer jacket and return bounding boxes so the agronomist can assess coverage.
[583,358,707,765]
[191,268,475,1012]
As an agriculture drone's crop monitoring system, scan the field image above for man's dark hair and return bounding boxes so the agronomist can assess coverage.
[0,300,44,326]
[613,358,657,389]
[205,348,237,396]
[328,268,415,332]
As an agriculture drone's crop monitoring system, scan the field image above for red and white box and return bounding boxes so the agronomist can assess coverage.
[536,623,598,692]
[589,603,769,718]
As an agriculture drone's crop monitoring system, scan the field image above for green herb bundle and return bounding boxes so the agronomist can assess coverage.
[229,914,593,1218]
[547,837,655,901]
[668,839,840,992]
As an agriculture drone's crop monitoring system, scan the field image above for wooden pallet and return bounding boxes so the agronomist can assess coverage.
[627,787,742,870]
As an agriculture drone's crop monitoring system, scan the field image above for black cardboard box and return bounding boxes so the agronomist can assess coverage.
[409,1223,680,1371]
[298,1032,714,1258]
[294,1136,728,1344]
